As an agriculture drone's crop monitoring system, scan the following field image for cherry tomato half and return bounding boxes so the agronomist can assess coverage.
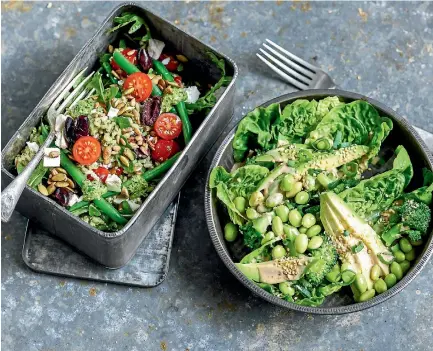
[159,54,179,72]
[154,113,183,140]
[110,48,137,71]
[72,136,101,165]
[87,167,109,182]
[123,72,153,102]
[151,140,180,163]
[174,76,182,86]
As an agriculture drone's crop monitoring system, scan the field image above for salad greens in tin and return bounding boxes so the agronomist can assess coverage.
[14,11,231,231]
[210,97,432,306]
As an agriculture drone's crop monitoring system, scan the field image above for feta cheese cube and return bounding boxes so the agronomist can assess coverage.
[148,39,165,59]
[185,86,200,103]
[43,147,61,167]
[105,174,122,192]
[26,142,39,153]
[107,106,119,118]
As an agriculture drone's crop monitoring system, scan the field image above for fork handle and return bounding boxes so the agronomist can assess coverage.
[1,132,55,222]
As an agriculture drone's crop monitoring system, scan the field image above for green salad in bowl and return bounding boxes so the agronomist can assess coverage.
[209,96,433,307]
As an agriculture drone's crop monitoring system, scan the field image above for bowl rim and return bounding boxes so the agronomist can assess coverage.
[204,89,433,315]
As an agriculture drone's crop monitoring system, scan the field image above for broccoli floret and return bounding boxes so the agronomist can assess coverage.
[82,179,107,201]
[303,235,338,286]
[405,229,422,242]
[124,175,149,200]
[67,98,98,118]
[240,223,262,250]
[400,199,431,234]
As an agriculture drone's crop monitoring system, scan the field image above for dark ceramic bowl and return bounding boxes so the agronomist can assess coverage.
[204,89,433,314]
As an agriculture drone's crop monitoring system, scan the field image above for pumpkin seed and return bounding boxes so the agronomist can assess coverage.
[55,182,69,188]
[176,54,188,63]
[47,184,56,195]
[38,184,49,196]
[55,167,67,174]
[48,151,60,158]
[51,173,67,182]
[119,155,130,167]
[67,178,75,189]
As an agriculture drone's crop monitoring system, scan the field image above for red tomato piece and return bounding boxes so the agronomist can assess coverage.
[159,54,179,72]
[94,167,109,183]
[154,113,182,140]
[110,48,137,71]
[115,167,124,176]
[174,76,182,85]
[123,72,153,102]
[151,140,180,163]
[72,136,101,165]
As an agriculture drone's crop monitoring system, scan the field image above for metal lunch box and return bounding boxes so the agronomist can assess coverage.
[1,2,238,268]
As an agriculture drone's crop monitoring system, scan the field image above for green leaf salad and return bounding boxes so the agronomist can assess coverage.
[210,96,433,306]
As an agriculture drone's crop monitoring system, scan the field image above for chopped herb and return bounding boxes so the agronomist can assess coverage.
[352,242,364,253]
[343,230,350,237]
[113,116,131,129]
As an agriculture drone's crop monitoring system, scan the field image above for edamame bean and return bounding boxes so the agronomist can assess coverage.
[390,262,403,280]
[306,224,322,238]
[272,216,284,236]
[301,213,316,228]
[354,273,368,294]
[288,209,302,227]
[295,191,310,205]
[294,234,308,254]
[224,223,238,242]
[326,265,341,283]
[341,263,354,272]
[234,196,246,213]
[374,278,388,294]
[307,236,323,250]
[246,208,260,220]
[252,216,269,234]
[384,273,397,288]
[285,181,303,198]
[275,205,290,223]
[272,245,286,259]
[410,239,423,247]
[370,265,381,281]
[399,238,412,253]
[280,174,295,192]
[283,225,300,240]
[359,289,376,302]
[390,243,401,253]
[257,204,271,213]
[399,260,410,274]
[278,282,295,296]
[405,248,416,261]
[261,231,275,245]
[266,193,284,208]
[299,226,308,234]
[342,270,356,284]
[394,250,406,263]
[249,191,264,207]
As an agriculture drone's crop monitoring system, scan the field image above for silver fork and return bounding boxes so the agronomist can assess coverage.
[257,38,433,149]
[1,68,95,222]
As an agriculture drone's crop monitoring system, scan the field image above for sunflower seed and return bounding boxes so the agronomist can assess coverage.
[119,138,126,146]
[113,145,121,152]
[124,87,135,95]
[55,181,69,188]
[119,155,130,167]
[127,50,135,56]
[158,79,166,89]
[129,142,139,149]
[176,54,188,63]
[122,127,133,133]
[52,173,67,182]
[50,169,58,176]
[111,70,121,80]
[133,126,142,136]
[123,148,135,161]
[118,106,128,116]
[108,44,114,53]
[132,109,140,121]
[38,184,49,196]
[121,187,129,198]
[130,98,136,106]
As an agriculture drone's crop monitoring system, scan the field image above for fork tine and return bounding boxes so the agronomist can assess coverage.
[56,72,95,113]
[265,39,318,72]
[256,53,309,90]
[50,68,88,111]
[259,48,311,85]
[68,89,90,110]
[262,44,314,79]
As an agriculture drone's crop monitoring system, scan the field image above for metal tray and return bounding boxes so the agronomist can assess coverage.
[1,3,238,268]
[205,89,433,314]
[22,195,179,287]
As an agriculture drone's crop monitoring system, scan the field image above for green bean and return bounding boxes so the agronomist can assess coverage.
[275,205,289,223]
[113,51,140,75]
[306,224,322,238]
[384,273,397,288]
[390,262,403,280]
[102,61,118,84]
[394,250,406,263]
[249,191,264,207]
[279,282,295,296]
[410,239,423,247]
[266,193,284,208]
[374,278,388,294]
[288,209,302,227]
[224,223,238,242]
[359,289,375,302]
[295,191,309,205]
[285,182,302,198]
[93,199,128,225]
[261,231,275,245]
[272,245,286,259]
[142,153,180,181]
[234,197,246,213]
[326,265,341,283]
[299,226,307,234]
[294,234,308,254]
[280,174,295,192]
[317,173,331,189]
[399,238,412,253]
[370,265,381,281]
[399,260,410,274]
[301,213,316,228]
[341,270,356,284]
[246,208,260,220]
[307,236,323,250]
[404,248,416,261]
[272,216,284,236]
[354,273,368,294]
[283,225,299,240]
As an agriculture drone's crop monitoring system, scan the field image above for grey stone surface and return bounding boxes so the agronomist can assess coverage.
[1,1,433,350]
